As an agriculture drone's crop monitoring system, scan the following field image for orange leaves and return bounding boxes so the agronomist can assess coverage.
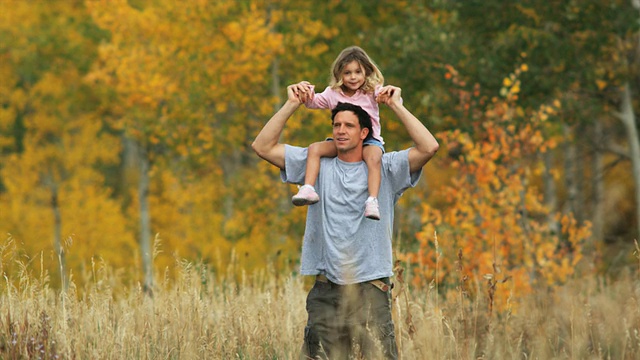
[400,69,590,312]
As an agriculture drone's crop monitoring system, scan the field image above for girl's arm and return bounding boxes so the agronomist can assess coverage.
[303,85,332,110]
[290,81,331,109]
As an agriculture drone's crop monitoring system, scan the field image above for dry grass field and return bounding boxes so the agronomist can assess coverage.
[1,257,640,359]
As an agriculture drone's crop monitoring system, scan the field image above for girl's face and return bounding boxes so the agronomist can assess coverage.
[340,60,366,96]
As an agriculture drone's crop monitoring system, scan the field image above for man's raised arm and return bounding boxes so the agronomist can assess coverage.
[251,84,305,169]
[377,86,439,172]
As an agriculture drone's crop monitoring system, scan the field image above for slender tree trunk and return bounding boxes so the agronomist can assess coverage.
[221,149,240,222]
[138,143,154,295]
[574,123,586,223]
[121,136,138,202]
[266,2,281,111]
[270,56,293,215]
[271,57,281,111]
[519,171,537,283]
[543,151,560,234]
[51,183,67,292]
[591,120,606,245]
[614,83,640,240]
[562,124,578,218]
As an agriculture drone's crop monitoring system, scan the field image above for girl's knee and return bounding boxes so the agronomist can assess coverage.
[365,149,383,165]
[308,142,321,157]
[309,141,336,158]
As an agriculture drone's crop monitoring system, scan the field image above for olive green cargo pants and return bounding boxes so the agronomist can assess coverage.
[300,276,397,360]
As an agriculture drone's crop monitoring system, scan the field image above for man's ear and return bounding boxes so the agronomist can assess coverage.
[360,127,370,140]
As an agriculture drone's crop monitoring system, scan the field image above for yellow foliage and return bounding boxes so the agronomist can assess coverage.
[0,0,139,288]
[0,115,134,286]
[142,168,230,273]
[86,0,284,159]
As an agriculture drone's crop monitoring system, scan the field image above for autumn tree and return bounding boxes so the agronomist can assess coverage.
[456,0,640,244]
[2,0,635,293]
[401,67,591,308]
[374,0,640,250]
[0,0,136,288]
[86,0,304,288]
[614,1,640,242]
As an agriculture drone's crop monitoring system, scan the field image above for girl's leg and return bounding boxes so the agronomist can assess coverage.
[363,146,383,198]
[304,141,337,186]
[292,140,337,206]
[363,145,383,220]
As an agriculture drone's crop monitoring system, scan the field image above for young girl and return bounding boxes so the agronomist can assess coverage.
[291,46,393,221]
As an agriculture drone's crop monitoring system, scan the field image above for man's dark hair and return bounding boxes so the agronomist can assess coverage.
[331,102,373,140]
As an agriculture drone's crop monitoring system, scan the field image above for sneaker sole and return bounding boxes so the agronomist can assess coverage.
[292,197,319,206]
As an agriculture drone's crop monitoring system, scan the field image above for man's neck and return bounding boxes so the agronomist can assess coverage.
[337,147,364,163]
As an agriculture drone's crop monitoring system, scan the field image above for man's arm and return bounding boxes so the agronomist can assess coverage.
[378,86,439,172]
[251,85,303,169]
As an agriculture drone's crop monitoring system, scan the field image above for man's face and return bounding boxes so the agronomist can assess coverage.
[332,110,368,154]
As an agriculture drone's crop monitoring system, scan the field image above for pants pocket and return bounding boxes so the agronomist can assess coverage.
[378,320,398,359]
[303,325,330,360]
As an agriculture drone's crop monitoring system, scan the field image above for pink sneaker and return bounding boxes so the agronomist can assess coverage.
[364,198,380,220]
[292,185,319,206]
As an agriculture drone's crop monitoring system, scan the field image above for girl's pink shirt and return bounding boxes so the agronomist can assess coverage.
[305,85,384,144]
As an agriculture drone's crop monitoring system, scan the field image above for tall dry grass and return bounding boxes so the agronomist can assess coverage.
[1,252,640,359]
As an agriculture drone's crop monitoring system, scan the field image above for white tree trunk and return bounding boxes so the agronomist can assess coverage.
[51,183,67,292]
[138,144,154,294]
[614,82,640,241]
[271,57,281,112]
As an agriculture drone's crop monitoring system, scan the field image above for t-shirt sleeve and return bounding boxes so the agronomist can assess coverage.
[305,86,333,110]
[382,149,422,195]
[280,144,308,185]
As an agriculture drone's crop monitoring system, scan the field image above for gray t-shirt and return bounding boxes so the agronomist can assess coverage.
[281,145,422,285]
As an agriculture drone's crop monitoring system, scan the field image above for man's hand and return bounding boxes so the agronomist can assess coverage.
[376,85,401,107]
[289,81,314,103]
[252,84,309,169]
[378,85,439,172]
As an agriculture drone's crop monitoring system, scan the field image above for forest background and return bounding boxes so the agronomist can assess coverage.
[1,0,639,302]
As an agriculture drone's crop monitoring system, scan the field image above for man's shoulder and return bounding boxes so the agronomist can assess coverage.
[381,149,412,174]
[283,144,307,163]
[382,149,410,161]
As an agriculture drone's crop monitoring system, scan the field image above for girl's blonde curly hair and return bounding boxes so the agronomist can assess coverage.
[329,46,384,94]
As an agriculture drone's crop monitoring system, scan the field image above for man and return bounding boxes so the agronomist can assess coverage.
[252,84,439,359]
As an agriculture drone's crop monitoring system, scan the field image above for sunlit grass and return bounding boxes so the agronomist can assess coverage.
[1,250,639,359]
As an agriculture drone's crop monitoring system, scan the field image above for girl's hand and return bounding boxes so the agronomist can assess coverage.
[290,81,314,103]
